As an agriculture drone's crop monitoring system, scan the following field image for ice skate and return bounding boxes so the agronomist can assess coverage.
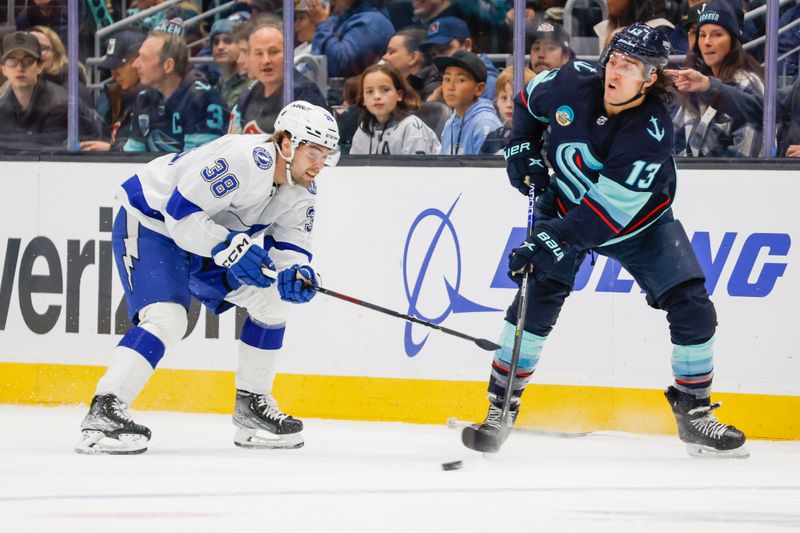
[461,395,519,453]
[664,386,749,459]
[232,390,304,449]
[74,394,151,455]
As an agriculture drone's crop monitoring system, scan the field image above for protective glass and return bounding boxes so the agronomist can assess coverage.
[302,142,340,167]
[605,52,649,81]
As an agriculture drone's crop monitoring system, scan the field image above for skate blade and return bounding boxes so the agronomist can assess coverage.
[74,430,149,455]
[461,425,503,454]
[234,428,304,449]
[685,443,750,459]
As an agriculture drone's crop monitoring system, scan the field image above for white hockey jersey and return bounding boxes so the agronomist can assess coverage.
[116,134,316,265]
[349,115,441,155]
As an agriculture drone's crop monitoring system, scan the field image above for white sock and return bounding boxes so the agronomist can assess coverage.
[236,342,279,395]
[95,346,155,405]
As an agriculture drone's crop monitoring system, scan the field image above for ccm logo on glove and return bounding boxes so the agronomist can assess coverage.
[214,233,252,268]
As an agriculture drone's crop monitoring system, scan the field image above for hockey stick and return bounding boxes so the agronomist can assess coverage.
[261,266,501,352]
[499,186,537,438]
[446,417,591,439]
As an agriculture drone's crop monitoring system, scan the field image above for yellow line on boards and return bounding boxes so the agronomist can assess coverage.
[0,362,797,439]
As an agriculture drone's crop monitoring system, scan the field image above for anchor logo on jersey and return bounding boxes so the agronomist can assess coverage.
[138,114,150,136]
[647,116,665,142]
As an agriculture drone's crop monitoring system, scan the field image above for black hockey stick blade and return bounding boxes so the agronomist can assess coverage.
[261,266,500,352]
[461,424,506,453]
[448,417,592,439]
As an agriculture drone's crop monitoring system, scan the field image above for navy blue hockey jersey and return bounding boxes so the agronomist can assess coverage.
[514,60,676,251]
[124,69,226,152]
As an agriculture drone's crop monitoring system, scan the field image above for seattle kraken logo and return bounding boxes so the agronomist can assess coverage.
[403,195,500,357]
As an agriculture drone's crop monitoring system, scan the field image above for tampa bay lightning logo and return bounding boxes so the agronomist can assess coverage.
[403,195,500,357]
[252,146,273,170]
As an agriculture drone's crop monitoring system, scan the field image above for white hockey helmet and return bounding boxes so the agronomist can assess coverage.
[273,100,340,167]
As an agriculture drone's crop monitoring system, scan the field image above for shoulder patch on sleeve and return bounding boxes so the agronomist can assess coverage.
[252,146,273,170]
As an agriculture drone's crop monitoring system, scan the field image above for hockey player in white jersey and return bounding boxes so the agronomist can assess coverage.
[75,101,340,454]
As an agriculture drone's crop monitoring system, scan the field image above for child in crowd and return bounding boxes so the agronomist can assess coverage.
[481,66,534,154]
[350,64,441,155]
[435,50,502,155]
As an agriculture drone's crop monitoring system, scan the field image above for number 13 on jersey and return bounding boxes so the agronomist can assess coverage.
[625,160,662,189]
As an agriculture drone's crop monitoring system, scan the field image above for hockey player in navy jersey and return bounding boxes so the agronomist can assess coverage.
[463,24,748,458]
[75,101,340,454]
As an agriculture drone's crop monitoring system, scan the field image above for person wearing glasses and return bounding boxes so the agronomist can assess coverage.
[0,31,68,149]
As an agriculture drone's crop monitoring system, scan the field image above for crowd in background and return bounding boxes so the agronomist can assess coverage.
[0,0,799,157]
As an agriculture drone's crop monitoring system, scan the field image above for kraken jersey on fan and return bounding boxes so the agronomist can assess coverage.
[116,134,316,263]
[516,61,676,250]
[123,69,227,152]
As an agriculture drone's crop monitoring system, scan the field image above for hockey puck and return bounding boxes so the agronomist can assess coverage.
[441,460,463,471]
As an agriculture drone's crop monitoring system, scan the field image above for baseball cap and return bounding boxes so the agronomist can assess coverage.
[295,0,329,10]
[433,50,487,83]
[99,30,146,69]
[681,2,705,29]
[422,16,471,47]
[527,19,570,50]
[2,31,40,61]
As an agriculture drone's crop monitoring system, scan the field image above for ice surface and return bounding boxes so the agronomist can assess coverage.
[1,405,798,532]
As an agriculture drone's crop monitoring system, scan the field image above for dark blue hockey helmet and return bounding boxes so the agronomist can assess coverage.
[600,22,671,74]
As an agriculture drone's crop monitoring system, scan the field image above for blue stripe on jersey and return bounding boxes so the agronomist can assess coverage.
[263,235,313,262]
[183,133,222,150]
[587,175,652,228]
[240,317,286,350]
[525,69,558,123]
[118,326,166,369]
[165,189,203,220]
[553,142,603,203]
[121,175,165,221]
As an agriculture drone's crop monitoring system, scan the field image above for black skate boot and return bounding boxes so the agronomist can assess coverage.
[74,394,151,455]
[461,394,519,453]
[232,390,304,449]
[664,386,748,459]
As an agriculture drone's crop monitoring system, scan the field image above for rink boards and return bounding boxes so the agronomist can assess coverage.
[0,160,797,439]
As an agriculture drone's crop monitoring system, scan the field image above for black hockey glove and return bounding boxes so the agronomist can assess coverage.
[504,137,549,196]
[507,226,566,284]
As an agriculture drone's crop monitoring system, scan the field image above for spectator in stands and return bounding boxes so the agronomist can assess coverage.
[126,0,201,37]
[29,25,91,104]
[526,19,572,75]
[594,0,674,53]
[209,18,249,111]
[124,20,226,152]
[15,0,68,45]
[350,63,441,155]
[309,0,394,78]
[0,31,67,148]
[670,0,705,55]
[435,50,502,155]
[229,20,328,134]
[420,16,499,101]
[411,0,508,54]
[81,30,146,152]
[480,66,534,155]
[671,0,764,157]
[335,74,362,154]
[295,0,327,58]
[233,21,256,80]
[382,28,441,101]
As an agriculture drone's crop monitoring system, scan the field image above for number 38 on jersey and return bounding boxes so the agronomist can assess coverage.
[201,158,240,198]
